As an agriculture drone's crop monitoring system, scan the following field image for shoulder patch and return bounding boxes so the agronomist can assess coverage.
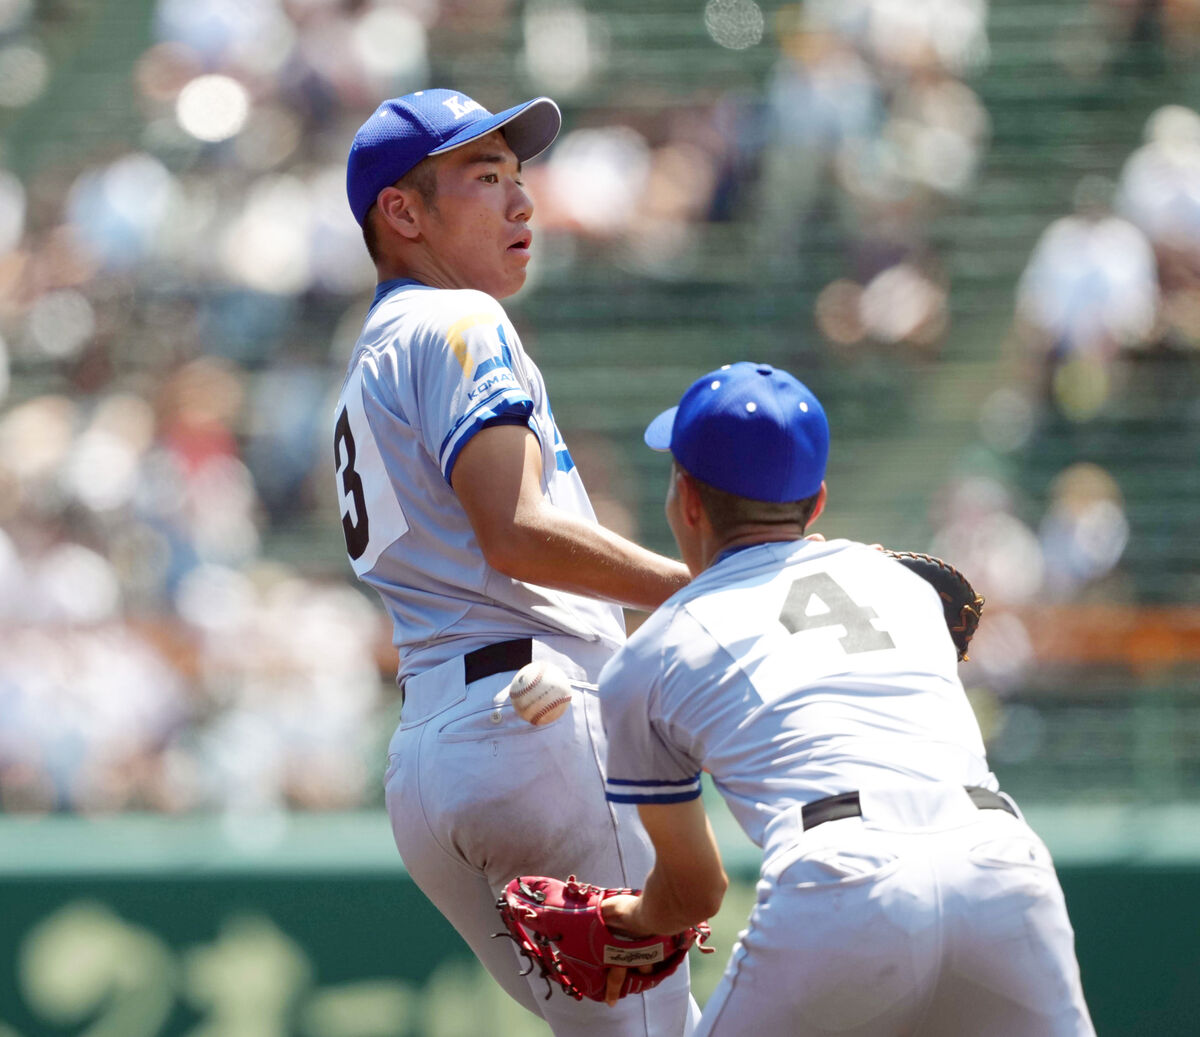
[445,312,496,373]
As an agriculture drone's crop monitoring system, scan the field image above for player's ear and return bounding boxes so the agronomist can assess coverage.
[808,482,827,526]
[376,185,425,241]
[677,470,706,529]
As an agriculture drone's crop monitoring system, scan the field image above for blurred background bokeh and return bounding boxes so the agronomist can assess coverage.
[0,1,1198,1035]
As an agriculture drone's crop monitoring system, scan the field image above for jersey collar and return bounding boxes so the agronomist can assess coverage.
[712,540,785,567]
[369,277,427,315]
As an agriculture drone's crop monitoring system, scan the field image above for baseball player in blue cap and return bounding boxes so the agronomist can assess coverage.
[597,363,1095,1035]
[333,90,700,1034]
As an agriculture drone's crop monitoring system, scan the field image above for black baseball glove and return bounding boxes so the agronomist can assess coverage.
[885,550,985,661]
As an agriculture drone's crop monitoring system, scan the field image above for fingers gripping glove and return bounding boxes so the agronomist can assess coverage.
[885,550,985,661]
[494,875,713,1003]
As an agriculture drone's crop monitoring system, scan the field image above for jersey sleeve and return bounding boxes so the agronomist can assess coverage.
[403,291,535,483]
[599,610,703,805]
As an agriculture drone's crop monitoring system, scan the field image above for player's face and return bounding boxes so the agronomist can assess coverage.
[423,132,534,299]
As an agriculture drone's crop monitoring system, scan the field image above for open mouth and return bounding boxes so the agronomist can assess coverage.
[508,231,532,252]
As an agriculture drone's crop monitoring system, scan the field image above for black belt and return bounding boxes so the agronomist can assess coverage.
[801,786,1016,831]
[464,638,533,684]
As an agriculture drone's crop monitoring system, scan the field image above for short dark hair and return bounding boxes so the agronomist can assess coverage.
[680,462,822,536]
[361,158,440,263]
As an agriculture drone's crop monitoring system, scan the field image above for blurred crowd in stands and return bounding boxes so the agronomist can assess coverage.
[0,0,1196,814]
[764,1,989,352]
[943,94,1200,732]
[1014,105,1200,421]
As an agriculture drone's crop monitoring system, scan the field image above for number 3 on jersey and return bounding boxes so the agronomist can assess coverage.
[334,408,369,559]
[333,365,409,575]
[779,572,895,654]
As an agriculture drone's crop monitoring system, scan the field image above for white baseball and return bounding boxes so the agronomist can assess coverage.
[507,660,572,726]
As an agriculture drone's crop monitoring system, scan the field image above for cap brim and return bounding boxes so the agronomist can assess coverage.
[644,407,678,451]
[429,97,562,163]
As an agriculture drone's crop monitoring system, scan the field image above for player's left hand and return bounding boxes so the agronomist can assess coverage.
[599,892,642,932]
[884,550,985,661]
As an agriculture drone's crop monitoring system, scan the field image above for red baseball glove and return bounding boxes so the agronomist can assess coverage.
[495,875,713,1003]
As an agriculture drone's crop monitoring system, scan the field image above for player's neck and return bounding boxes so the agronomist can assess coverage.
[375,248,463,293]
[701,526,805,571]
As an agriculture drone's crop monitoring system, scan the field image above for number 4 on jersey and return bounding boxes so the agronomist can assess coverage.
[779,572,895,654]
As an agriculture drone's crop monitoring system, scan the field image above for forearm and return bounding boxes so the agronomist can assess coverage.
[602,800,728,936]
[488,500,691,611]
[451,425,691,611]
[626,861,724,936]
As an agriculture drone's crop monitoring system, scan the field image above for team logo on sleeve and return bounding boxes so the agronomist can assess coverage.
[467,326,521,401]
[473,336,514,381]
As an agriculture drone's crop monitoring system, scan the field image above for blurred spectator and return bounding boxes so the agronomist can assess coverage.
[851,0,990,78]
[929,474,1045,609]
[531,101,733,279]
[1015,175,1160,419]
[0,563,387,814]
[243,360,331,525]
[0,619,186,813]
[754,1,988,370]
[1037,462,1130,600]
[173,566,386,813]
[0,363,389,814]
[755,13,881,272]
[66,153,175,273]
[1117,104,1200,349]
[813,258,949,354]
[521,0,608,98]
[928,475,1040,694]
[540,125,655,242]
[1096,0,1200,58]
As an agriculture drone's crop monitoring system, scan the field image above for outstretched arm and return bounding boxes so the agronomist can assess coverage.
[602,797,728,937]
[451,423,691,611]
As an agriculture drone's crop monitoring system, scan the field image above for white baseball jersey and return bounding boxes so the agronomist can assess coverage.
[601,537,1094,1037]
[339,278,700,1036]
[601,537,994,855]
[332,278,625,684]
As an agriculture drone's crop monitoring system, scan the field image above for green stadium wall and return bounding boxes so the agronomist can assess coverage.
[1,808,1197,1036]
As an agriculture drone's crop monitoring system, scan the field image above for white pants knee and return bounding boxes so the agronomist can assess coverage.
[384,638,699,1037]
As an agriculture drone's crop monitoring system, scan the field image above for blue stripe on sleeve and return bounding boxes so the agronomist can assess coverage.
[606,788,702,805]
[439,387,532,461]
[440,391,534,483]
[604,772,702,805]
[606,775,700,787]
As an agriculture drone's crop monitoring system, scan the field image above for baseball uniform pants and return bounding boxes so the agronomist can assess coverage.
[697,782,1094,1037]
[385,634,700,1037]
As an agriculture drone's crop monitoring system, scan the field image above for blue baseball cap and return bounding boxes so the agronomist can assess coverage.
[346,89,562,226]
[644,363,829,502]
